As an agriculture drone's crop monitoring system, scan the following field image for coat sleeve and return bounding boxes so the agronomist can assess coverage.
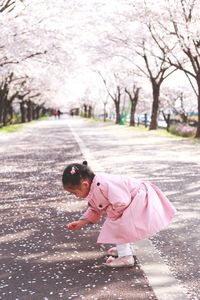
[82,205,102,224]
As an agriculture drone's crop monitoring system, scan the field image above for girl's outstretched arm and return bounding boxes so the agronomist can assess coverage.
[66,219,90,231]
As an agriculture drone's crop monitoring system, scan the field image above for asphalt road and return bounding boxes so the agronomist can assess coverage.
[68,116,200,300]
[0,118,159,300]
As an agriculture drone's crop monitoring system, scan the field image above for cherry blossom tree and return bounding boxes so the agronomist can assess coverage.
[125,85,140,126]
[98,70,123,124]
[84,0,177,130]
[0,0,76,125]
[1,0,198,132]
[143,0,200,137]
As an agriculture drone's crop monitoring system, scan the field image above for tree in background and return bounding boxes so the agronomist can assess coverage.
[143,0,200,137]
[98,71,124,124]
[125,85,140,126]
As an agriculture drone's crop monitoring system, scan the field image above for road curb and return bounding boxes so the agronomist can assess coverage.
[134,239,189,300]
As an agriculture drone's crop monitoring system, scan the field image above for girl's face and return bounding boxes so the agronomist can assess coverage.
[65,180,90,199]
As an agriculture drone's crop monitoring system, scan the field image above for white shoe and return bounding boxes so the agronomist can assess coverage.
[104,255,135,268]
[107,247,118,257]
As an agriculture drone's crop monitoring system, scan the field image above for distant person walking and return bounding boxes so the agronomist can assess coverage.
[57,110,61,119]
[52,110,57,119]
[63,161,176,267]
[52,109,61,119]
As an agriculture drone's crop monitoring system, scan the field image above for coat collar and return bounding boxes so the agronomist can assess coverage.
[87,173,104,199]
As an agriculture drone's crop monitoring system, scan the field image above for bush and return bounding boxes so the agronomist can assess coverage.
[169,124,196,137]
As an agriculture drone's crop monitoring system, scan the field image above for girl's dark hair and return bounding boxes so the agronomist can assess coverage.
[62,161,95,188]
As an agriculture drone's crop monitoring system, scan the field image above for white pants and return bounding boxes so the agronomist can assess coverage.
[116,243,134,257]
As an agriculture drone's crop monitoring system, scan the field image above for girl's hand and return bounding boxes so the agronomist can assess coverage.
[67,222,79,230]
[66,219,89,231]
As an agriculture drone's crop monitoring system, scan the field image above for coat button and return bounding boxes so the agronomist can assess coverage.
[97,182,100,186]
[99,204,103,208]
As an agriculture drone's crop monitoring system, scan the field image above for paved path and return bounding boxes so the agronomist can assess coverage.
[0,118,158,300]
[68,116,200,300]
[0,117,199,300]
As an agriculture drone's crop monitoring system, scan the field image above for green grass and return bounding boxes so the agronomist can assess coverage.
[126,124,149,132]
[156,128,181,138]
[88,117,114,124]
[126,124,177,136]
[89,117,193,138]
[83,117,200,143]
[0,117,49,134]
[0,123,24,133]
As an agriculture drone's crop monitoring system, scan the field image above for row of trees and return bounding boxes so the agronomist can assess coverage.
[68,0,200,137]
[0,72,50,126]
[1,0,200,138]
[0,1,48,126]
[0,0,70,127]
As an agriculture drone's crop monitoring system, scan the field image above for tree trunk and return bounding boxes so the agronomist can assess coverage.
[3,99,9,126]
[7,103,13,124]
[130,88,140,127]
[0,86,8,126]
[125,87,137,127]
[103,103,107,122]
[114,100,120,124]
[162,111,171,132]
[88,106,92,118]
[0,97,4,125]
[20,102,26,123]
[114,86,121,124]
[32,104,37,120]
[83,104,87,117]
[130,104,136,126]
[36,106,41,119]
[41,107,47,116]
[149,82,160,130]
[27,101,32,122]
[195,81,200,138]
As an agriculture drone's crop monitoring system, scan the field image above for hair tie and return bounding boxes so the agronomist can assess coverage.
[70,166,77,175]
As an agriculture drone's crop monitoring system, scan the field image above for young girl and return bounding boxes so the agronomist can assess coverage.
[63,161,176,268]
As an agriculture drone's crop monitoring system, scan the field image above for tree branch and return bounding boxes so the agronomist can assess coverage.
[0,50,47,67]
[97,71,115,101]
[0,0,14,13]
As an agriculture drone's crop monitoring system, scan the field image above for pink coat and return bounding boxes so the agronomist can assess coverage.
[83,173,176,244]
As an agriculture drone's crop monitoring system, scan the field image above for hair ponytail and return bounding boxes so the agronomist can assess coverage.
[62,161,94,188]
